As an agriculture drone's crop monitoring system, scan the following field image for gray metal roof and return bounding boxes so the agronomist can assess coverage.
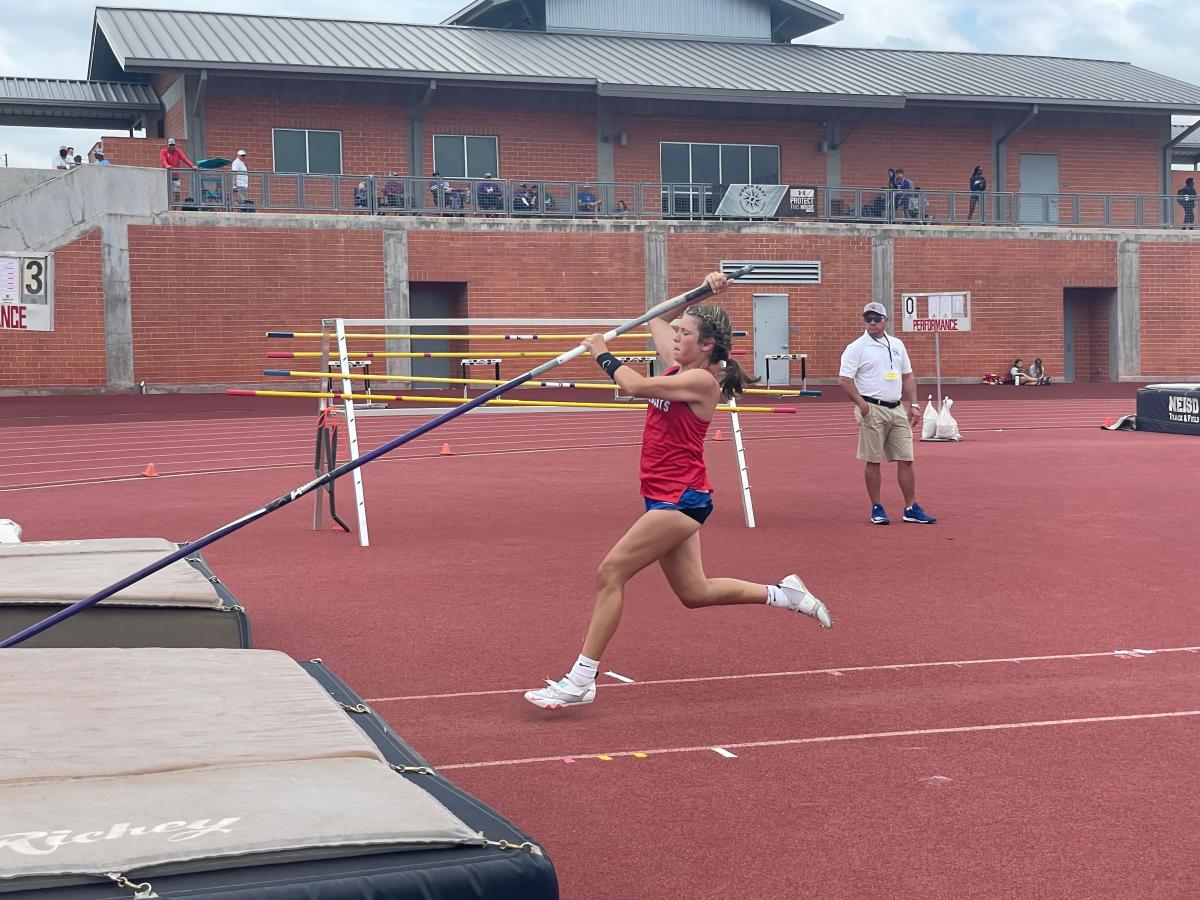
[0,76,159,128]
[1172,123,1200,148]
[91,7,1200,112]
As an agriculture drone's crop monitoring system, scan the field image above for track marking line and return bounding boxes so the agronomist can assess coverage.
[364,645,1200,703]
[712,747,738,759]
[605,671,635,683]
[437,709,1200,771]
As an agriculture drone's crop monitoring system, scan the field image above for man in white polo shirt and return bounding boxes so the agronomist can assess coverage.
[839,301,936,525]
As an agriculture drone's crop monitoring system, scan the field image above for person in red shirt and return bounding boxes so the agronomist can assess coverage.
[524,272,832,711]
[160,138,196,201]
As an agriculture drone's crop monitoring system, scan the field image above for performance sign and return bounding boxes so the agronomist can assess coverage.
[0,253,53,331]
[901,291,971,333]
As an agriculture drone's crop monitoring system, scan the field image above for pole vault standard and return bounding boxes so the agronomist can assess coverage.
[0,266,754,649]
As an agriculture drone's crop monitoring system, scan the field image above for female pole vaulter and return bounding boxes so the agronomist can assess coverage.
[525,272,832,710]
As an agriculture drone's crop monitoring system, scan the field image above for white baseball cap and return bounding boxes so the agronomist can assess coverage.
[167,138,177,145]
[236,149,246,156]
[862,302,888,317]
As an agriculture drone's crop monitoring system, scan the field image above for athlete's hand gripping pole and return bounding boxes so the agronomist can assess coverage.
[1,266,754,648]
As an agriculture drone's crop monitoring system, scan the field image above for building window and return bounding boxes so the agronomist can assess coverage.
[433,135,499,177]
[272,129,343,175]
[660,142,781,185]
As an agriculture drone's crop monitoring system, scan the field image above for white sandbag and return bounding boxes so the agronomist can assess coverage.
[934,397,961,440]
[921,395,939,439]
[0,519,21,543]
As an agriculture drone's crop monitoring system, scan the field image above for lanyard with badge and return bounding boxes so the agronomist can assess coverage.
[874,333,900,382]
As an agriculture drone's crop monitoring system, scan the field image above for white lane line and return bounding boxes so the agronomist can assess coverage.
[605,671,635,683]
[711,747,738,759]
[436,709,1200,771]
[363,645,1200,703]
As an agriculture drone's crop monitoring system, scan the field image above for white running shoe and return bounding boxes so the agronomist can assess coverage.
[524,677,596,710]
[778,574,833,628]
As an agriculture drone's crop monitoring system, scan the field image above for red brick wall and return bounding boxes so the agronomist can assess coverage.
[893,238,1117,380]
[127,226,385,384]
[423,106,597,180]
[667,232,872,380]
[165,100,186,145]
[408,230,644,381]
[1138,242,1200,375]
[204,96,408,177]
[1006,125,1160,196]
[614,115,825,185]
[839,122,993,193]
[0,231,107,390]
[102,137,190,169]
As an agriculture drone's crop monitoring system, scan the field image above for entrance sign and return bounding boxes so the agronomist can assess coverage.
[0,253,54,331]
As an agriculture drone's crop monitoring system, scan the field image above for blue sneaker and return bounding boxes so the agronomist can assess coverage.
[903,502,937,524]
[870,504,890,525]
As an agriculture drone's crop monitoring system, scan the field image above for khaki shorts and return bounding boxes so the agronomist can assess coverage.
[855,402,914,463]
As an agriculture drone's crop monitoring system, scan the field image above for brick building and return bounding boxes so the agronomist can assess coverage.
[3,0,1200,392]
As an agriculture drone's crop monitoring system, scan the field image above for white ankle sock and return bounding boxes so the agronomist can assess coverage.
[567,654,600,687]
[765,584,790,608]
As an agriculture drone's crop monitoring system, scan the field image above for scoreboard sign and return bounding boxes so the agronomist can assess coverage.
[901,291,971,333]
[0,253,54,331]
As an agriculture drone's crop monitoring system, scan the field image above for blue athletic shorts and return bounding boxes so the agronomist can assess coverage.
[644,488,713,525]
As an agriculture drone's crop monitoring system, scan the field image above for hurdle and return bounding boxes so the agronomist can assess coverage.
[285,317,765,545]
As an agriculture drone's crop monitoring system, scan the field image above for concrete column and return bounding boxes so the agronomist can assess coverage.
[408,111,424,180]
[872,235,894,324]
[383,229,411,380]
[645,228,669,367]
[597,103,615,184]
[1115,237,1141,379]
[100,220,134,389]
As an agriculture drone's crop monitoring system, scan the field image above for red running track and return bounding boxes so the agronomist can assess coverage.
[3,388,1198,898]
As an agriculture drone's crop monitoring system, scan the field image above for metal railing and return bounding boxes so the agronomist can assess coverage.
[165,170,1199,229]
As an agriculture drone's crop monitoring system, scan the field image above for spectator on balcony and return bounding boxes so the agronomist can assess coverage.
[513,182,536,214]
[968,166,986,223]
[160,138,196,202]
[894,169,917,219]
[577,182,600,214]
[66,147,78,168]
[354,177,372,210]
[381,173,404,212]
[612,199,630,218]
[93,148,110,166]
[52,145,70,170]
[477,173,503,216]
[1177,177,1196,230]
[87,142,104,164]
[232,149,249,204]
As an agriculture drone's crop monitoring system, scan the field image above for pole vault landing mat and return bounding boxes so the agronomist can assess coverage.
[0,538,250,648]
[0,648,558,899]
[1136,384,1200,436]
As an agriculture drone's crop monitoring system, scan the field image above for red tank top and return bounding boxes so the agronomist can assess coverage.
[638,366,714,501]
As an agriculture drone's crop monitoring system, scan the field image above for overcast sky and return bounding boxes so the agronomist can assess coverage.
[2,0,1198,168]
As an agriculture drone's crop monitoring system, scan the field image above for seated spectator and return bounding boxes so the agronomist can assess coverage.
[381,172,404,211]
[1009,358,1048,386]
[1027,357,1052,384]
[477,173,503,216]
[543,188,556,212]
[612,199,630,218]
[577,182,599,214]
[354,177,372,209]
[513,182,535,214]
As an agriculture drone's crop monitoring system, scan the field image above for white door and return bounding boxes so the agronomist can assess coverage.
[1019,153,1060,224]
[753,293,790,385]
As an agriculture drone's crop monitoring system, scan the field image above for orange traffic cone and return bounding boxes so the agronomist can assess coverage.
[1104,417,1113,428]
[713,429,727,441]
[440,442,453,455]
[142,462,158,477]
